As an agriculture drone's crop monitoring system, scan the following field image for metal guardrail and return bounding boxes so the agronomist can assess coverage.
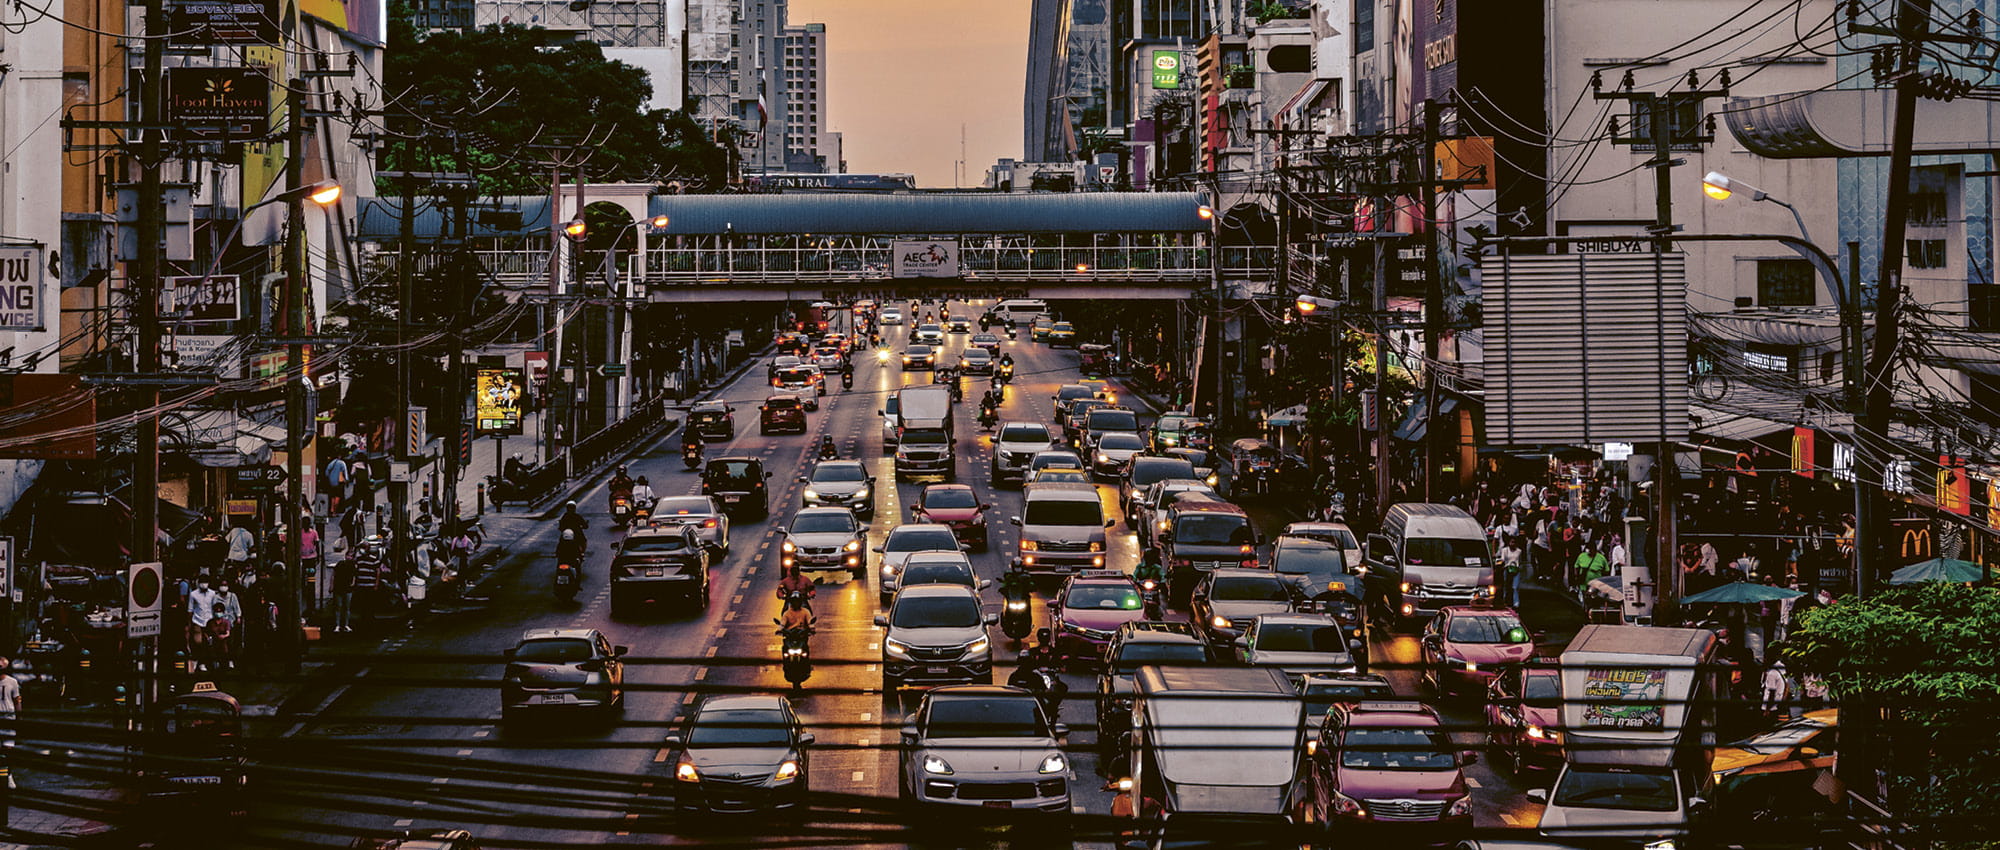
[508,395,674,507]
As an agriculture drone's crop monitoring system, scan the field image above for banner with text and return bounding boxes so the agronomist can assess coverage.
[891,241,961,279]
[0,246,45,331]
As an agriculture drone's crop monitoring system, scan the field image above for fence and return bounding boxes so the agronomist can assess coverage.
[510,394,677,507]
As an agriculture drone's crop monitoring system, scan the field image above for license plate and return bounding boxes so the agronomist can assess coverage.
[926,666,950,674]
[982,801,1011,809]
[646,569,663,577]
[532,694,577,704]
[722,495,741,503]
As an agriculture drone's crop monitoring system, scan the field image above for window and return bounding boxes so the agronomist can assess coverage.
[1908,238,1947,269]
[1266,44,1312,73]
[1756,258,1815,307]
[1356,0,1374,53]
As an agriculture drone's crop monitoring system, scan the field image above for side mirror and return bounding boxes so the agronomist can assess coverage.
[613,645,629,657]
[1525,788,1548,804]
[663,733,684,747]
[503,648,517,659]
[764,471,773,479]
[798,476,810,483]
[798,732,816,746]
[1688,796,1709,811]
[1052,723,1070,738]
[984,613,1000,626]
[1010,516,1023,526]
[978,579,993,590]
[901,720,919,741]
[1232,636,1248,649]
[1349,638,1367,654]
[1046,599,1059,609]
[1104,519,1116,528]
[871,546,885,553]
[873,614,889,627]
[877,410,885,416]
[1460,750,1480,766]
[981,504,993,511]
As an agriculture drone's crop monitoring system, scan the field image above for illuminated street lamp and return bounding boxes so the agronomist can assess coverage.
[1702,171,1812,243]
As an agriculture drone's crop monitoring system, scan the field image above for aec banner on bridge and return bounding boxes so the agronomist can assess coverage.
[891,240,960,278]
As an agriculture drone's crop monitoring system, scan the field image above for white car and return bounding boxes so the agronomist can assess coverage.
[1282,521,1362,575]
[650,496,732,554]
[874,523,965,602]
[898,685,1070,810]
[1136,478,1217,552]
[880,307,904,325]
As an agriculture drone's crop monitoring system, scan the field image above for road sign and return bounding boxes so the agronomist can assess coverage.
[128,561,164,638]
[232,464,284,494]
[0,537,13,600]
[597,364,627,378]
[406,407,427,457]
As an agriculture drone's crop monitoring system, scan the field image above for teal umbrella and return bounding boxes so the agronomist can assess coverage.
[1681,581,1805,605]
[1888,557,1986,585]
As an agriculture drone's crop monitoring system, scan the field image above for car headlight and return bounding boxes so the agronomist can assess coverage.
[782,540,796,553]
[803,488,819,500]
[1019,540,1038,551]
[884,639,912,659]
[1089,541,1103,552]
[853,486,869,499]
[1400,581,1412,592]
[966,637,990,656]
[676,762,700,782]
[1158,519,1170,530]
[845,540,862,552]
[1328,788,1363,815]
[1643,841,1677,850]
[882,563,898,576]
[1038,752,1068,774]
[1097,453,1110,464]
[922,754,954,775]
[1211,615,1230,629]
[1205,474,1218,485]
[1447,795,1472,817]
[774,759,800,782]
[1525,724,1562,743]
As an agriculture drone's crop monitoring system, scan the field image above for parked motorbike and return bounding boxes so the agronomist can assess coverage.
[484,473,522,509]
[775,620,813,690]
[554,560,579,602]
[18,626,66,702]
[683,444,702,471]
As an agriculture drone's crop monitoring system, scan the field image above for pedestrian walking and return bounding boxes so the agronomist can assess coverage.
[339,505,363,555]
[298,522,322,614]
[187,577,218,671]
[0,658,18,789]
[204,603,235,671]
[214,582,244,665]
[224,520,257,573]
[331,557,358,633]
[1760,660,1790,715]
[323,452,351,518]
[351,459,374,513]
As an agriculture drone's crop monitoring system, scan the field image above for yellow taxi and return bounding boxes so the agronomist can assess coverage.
[1077,378,1116,404]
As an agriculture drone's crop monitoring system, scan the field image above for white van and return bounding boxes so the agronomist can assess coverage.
[987,299,1049,324]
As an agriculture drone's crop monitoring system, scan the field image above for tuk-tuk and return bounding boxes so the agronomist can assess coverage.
[1220,437,1284,496]
[142,682,246,814]
[1078,343,1113,373]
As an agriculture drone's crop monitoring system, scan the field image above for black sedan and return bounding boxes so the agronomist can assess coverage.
[670,694,815,814]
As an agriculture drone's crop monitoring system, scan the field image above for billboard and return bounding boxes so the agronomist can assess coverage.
[1482,252,1688,445]
[0,246,44,331]
[165,0,280,44]
[475,367,525,436]
[891,241,961,279]
[1151,49,1181,89]
[163,274,241,322]
[1580,666,1666,730]
[165,67,270,136]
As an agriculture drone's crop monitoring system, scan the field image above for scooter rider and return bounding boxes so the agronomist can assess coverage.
[1009,629,1068,720]
[778,593,816,633]
[777,563,817,607]
[841,369,854,390]
[999,561,1034,603]
[556,528,586,576]
[559,500,588,537]
[631,475,656,510]
[609,465,635,507]
[818,435,839,460]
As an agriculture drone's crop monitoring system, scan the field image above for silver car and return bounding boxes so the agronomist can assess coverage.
[783,507,866,581]
[874,584,996,688]
[1089,432,1146,479]
[799,460,875,517]
[899,685,1071,812]
[651,496,731,554]
[896,551,989,595]
[1232,613,1362,682]
[874,523,964,601]
[990,421,1058,486]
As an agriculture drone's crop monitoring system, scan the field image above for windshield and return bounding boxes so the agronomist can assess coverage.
[1098,433,1145,451]
[1157,416,1188,431]
[1256,623,1350,653]
[888,529,960,552]
[514,639,593,663]
[1404,537,1489,566]
[1303,683,1394,716]
[923,489,979,509]
[765,398,801,410]
[892,595,982,629]
[812,464,867,482]
[1524,671,1562,706]
[1551,768,1679,812]
[1057,386,1092,400]
[1733,722,1830,755]
[902,429,949,446]
[1338,727,1459,770]
[901,562,974,587]
[907,345,933,356]
[776,368,814,382]
[1170,449,1212,466]
[1113,642,1209,671]
[791,514,857,535]
[1176,514,1253,546]
[689,709,792,747]
[709,461,757,480]
[1067,585,1142,610]
[1024,499,1103,527]
[655,498,713,515]
[1032,453,1081,470]
[925,697,1044,738]
[1447,614,1526,644]
[1131,460,1195,486]
[1211,576,1290,602]
[1002,425,1051,443]
[1275,546,1345,575]
[964,351,991,362]
[624,536,693,554]
[1089,411,1140,432]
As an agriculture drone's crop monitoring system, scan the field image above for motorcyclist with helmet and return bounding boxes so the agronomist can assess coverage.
[609,465,635,506]
[818,435,839,460]
[778,593,816,633]
[556,528,586,577]
[777,563,817,608]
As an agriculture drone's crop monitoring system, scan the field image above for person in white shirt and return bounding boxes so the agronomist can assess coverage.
[187,579,218,670]
[224,522,256,569]
[1609,536,1629,571]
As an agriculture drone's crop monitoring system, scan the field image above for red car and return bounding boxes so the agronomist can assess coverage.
[1484,660,1564,772]
[1303,701,1474,832]
[909,484,991,551]
[759,394,809,435]
[1420,606,1534,698]
[1049,570,1147,666]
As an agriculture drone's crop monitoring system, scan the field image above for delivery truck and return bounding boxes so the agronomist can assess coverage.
[893,385,955,481]
[1115,666,1307,839]
[1530,624,1722,846]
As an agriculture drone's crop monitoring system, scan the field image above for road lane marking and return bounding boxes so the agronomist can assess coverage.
[723,610,737,621]
[861,712,872,721]
[1501,813,1521,826]
[456,749,473,756]
[851,770,865,782]
[393,819,414,828]
[732,594,743,604]
[747,566,758,574]
[654,748,672,763]
[859,738,871,747]
[694,667,708,680]
[705,645,719,657]
[715,628,727,637]
[1465,776,1480,788]
[472,730,489,738]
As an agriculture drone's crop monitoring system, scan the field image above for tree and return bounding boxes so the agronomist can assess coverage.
[382,13,729,194]
[1783,582,2000,847]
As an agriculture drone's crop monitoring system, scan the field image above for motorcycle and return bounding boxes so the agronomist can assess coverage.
[775,620,813,690]
[554,560,579,602]
[818,439,840,461]
[611,495,633,526]
[997,362,1015,384]
[841,370,854,391]
[1001,593,1033,641]
[978,406,998,431]
[1137,577,1164,619]
[1008,641,1068,721]
[683,444,703,471]
[483,473,521,509]
[633,496,655,525]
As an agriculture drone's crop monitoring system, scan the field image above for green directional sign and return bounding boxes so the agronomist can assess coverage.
[1152,49,1181,89]
[597,363,628,378]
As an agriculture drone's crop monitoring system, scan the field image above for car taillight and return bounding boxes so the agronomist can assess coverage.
[1171,559,1193,569]
[703,519,718,528]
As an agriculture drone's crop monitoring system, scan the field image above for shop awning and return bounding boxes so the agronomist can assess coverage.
[1266,404,1309,428]
[1690,310,1852,348]
[1393,397,1458,443]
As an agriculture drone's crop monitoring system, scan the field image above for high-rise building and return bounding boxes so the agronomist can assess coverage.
[782,23,837,173]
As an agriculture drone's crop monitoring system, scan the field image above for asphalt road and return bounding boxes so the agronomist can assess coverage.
[229,305,1549,849]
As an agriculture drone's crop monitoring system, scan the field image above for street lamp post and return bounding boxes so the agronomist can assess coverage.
[600,215,669,420]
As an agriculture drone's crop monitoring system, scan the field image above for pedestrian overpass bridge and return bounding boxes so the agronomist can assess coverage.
[359,189,1278,303]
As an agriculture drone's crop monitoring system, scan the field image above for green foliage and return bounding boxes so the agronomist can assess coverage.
[1784,583,2000,846]
[382,15,728,194]
[1253,1,1308,23]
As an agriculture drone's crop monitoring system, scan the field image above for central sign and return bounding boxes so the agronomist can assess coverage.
[165,67,269,136]
[163,274,241,322]
[890,240,960,279]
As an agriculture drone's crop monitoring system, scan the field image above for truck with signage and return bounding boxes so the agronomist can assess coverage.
[892,385,954,481]
[1529,624,1722,845]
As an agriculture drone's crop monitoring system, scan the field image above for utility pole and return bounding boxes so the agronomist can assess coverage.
[132,0,166,729]
[283,78,309,666]
[1419,99,1443,501]
[393,169,418,596]
[1596,71,1725,612]
[1372,235,1390,512]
